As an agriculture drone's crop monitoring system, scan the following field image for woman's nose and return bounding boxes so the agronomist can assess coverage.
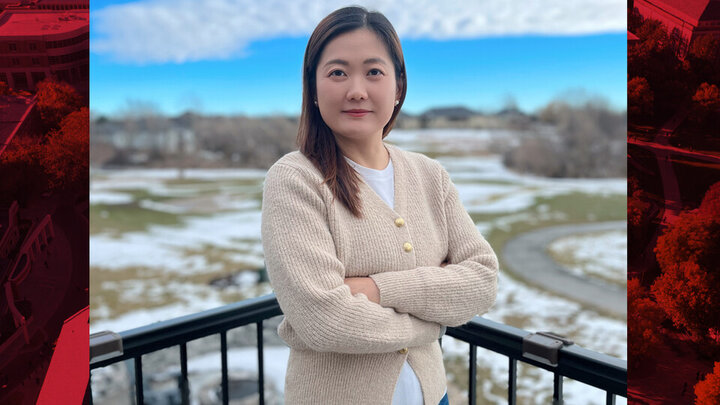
[346,77,368,101]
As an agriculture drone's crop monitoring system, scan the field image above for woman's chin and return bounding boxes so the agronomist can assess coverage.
[332,126,383,141]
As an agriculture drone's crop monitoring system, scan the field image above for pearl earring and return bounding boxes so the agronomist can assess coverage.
[394,100,399,106]
[314,100,318,106]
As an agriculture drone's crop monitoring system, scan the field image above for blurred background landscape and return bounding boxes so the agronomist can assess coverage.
[89,99,628,404]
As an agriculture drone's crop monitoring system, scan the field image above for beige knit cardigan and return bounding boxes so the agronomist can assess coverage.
[260,142,499,405]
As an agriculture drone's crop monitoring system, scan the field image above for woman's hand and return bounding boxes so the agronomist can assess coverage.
[343,277,381,304]
[344,261,447,304]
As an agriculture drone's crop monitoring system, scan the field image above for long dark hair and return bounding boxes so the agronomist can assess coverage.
[297,6,407,218]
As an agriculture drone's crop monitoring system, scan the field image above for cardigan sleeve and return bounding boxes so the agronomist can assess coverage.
[261,162,444,353]
[369,165,499,327]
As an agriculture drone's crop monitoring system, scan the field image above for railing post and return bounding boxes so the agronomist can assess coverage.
[553,373,563,404]
[221,331,229,405]
[508,358,517,405]
[606,391,616,405]
[134,356,143,405]
[257,320,265,405]
[179,342,189,405]
[88,376,93,405]
[468,343,476,405]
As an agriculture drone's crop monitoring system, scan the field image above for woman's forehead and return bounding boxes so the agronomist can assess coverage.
[318,29,391,65]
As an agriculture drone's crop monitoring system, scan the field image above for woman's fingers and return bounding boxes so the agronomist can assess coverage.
[344,277,381,304]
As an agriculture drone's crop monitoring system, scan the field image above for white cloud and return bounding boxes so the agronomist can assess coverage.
[91,0,626,64]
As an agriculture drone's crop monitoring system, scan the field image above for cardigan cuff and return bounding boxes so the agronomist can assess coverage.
[369,270,422,312]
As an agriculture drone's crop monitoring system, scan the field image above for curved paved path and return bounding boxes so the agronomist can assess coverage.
[502,221,627,318]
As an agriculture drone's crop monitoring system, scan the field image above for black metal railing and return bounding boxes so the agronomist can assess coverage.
[446,318,626,404]
[90,293,627,405]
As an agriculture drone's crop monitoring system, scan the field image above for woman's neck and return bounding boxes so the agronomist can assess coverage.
[337,139,390,170]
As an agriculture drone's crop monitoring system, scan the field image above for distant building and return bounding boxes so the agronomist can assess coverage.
[395,107,525,130]
[633,0,720,56]
[417,106,509,129]
[92,123,198,156]
[0,5,88,94]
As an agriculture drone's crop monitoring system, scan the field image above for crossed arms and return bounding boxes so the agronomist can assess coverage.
[261,163,498,354]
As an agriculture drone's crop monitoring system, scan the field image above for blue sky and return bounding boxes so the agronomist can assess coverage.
[90,0,627,117]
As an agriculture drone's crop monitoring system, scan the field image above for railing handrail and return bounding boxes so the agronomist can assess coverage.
[90,293,627,399]
[449,316,626,396]
[91,294,281,369]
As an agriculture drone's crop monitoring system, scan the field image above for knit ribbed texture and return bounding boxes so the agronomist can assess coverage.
[260,142,499,405]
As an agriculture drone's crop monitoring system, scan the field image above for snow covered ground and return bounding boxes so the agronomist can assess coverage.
[90,210,264,274]
[90,128,626,404]
[548,230,627,286]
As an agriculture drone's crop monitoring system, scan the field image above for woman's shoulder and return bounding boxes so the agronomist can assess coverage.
[264,151,327,200]
[268,150,323,180]
[272,150,310,169]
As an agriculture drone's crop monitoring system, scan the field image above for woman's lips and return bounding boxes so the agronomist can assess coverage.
[343,110,370,117]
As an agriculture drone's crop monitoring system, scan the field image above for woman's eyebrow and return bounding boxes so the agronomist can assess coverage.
[322,57,388,68]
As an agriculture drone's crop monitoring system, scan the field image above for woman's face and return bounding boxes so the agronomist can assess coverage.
[315,28,400,144]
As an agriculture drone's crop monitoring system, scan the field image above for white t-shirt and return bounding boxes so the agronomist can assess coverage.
[344,153,395,209]
[344,154,447,405]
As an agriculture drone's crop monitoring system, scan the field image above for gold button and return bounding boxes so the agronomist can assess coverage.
[398,347,408,354]
[403,242,413,252]
[394,217,405,227]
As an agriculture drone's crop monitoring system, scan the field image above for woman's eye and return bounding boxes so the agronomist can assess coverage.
[368,69,383,76]
[329,70,345,77]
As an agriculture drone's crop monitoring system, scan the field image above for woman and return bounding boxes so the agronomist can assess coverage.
[261,6,498,405]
